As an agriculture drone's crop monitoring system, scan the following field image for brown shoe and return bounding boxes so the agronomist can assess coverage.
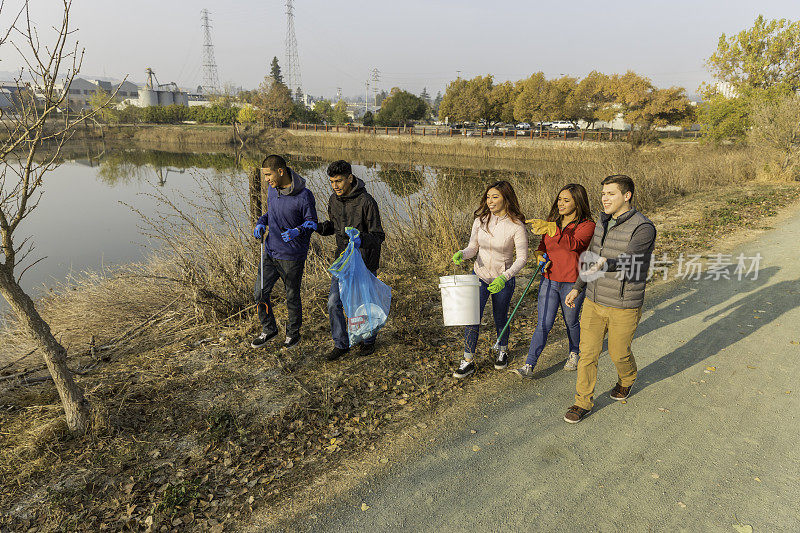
[564,405,591,424]
[610,382,633,400]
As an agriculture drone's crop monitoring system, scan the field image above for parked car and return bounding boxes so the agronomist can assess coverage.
[550,121,577,131]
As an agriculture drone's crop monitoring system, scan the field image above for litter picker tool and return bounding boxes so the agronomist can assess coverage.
[492,253,549,351]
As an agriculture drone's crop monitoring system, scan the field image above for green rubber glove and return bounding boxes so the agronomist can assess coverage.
[487,274,507,294]
[452,251,464,265]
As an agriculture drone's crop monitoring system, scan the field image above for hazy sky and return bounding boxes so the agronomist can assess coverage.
[2,0,800,98]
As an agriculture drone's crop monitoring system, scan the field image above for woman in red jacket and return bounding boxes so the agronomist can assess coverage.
[514,184,595,378]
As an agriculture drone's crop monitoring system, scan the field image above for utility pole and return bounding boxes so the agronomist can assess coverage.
[285,0,302,98]
[201,9,221,95]
[365,80,370,115]
[371,67,381,109]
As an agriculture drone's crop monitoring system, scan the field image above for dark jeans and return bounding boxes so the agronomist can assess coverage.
[526,276,585,366]
[328,272,378,349]
[464,277,516,354]
[254,253,305,338]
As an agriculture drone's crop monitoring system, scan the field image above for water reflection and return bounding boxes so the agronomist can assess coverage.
[3,144,558,310]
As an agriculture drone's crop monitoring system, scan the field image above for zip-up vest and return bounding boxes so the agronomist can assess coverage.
[586,209,655,309]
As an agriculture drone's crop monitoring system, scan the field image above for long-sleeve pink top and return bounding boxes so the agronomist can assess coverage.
[461,215,529,284]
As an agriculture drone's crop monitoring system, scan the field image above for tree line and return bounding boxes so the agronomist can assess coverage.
[438,71,694,131]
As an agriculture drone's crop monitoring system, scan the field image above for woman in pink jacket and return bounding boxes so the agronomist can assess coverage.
[451,181,529,378]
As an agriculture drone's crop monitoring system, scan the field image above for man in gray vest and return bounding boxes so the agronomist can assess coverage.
[562,175,656,423]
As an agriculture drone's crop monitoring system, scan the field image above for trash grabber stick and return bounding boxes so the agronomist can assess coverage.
[258,236,267,313]
[492,253,549,351]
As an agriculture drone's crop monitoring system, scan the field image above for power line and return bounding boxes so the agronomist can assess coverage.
[201,9,221,94]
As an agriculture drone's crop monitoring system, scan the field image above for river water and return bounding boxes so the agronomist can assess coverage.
[2,146,483,310]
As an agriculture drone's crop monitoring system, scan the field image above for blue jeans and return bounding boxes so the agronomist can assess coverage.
[329,275,377,349]
[464,277,516,354]
[526,276,585,366]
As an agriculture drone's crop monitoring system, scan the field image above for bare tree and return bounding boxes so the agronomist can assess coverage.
[0,0,118,432]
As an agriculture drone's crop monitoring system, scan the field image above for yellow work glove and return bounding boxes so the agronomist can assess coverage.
[534,251,552,273]
[527,218,558,237]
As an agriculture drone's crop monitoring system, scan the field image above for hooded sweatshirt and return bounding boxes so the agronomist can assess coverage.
[256,169,318,261]
[318,177,385,272]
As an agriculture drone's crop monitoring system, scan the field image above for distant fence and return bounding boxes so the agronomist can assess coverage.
[289,123,703,142]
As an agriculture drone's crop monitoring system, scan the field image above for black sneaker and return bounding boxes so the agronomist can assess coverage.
[282,335,301,349]
[494,350,509,370]
[326,346,349,361]
[452,359,475,379]
[251,330,278,348]
[358,343,376,356]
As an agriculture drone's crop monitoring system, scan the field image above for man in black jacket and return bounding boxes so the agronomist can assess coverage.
[317,160,385,361]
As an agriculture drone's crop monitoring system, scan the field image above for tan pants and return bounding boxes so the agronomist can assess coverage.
[574,299,642,410]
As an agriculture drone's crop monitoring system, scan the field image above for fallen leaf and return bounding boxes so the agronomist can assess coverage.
[786,390,792,395]
[790,341,799,345]
[657,407,670,413]
[754,477,761,482]
[733,525,753,533]
[677,502,686,508]
[379,457,388,464]
[620,400,627,404]
[470,429,477,434]
[651,473,660,479]
[472,445,481,452]
[361,503,370,511]
[706,366,716,371]
[746,365,757,369]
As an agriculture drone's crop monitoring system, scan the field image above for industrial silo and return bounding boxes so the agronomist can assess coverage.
[173,90,189,107]
[157,90,174,106]
[139,88,158,107]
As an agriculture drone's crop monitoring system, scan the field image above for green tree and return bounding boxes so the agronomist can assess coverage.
[420,87,430,104]
[313,99,333,123]
[88,89,114,123]
[237,104,258,124]
[576,71,615,126]
[270,56,284,85]
[254,78,293,126]
[513,72,554,123]
[438,75,496,124]
[376,89,388,107]
[375,89,428,126]
[362,110,374,126]
[292,102,320,123]
[330,99,350,124]
[433,91,442,116]
[749,92,800,177]
[490,80,519,124]
[707,15,800,93]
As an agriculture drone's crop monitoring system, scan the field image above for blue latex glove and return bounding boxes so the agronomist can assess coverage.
[253,224,266,240]
[301,220,318,232]
[345,226,361,249]
[281,227,301,242]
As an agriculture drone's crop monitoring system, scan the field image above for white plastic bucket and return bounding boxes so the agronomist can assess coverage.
[439,274,481,326]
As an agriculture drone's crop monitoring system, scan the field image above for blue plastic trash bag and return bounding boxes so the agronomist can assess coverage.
[329,228,392,346]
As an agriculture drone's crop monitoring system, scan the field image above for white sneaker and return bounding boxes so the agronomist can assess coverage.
[563,351,579,371]
[453,359,475,379]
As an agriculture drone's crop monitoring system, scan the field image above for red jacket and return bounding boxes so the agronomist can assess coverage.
[536,219,596,283]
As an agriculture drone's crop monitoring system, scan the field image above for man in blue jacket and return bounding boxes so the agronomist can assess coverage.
[252,154,318,349]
